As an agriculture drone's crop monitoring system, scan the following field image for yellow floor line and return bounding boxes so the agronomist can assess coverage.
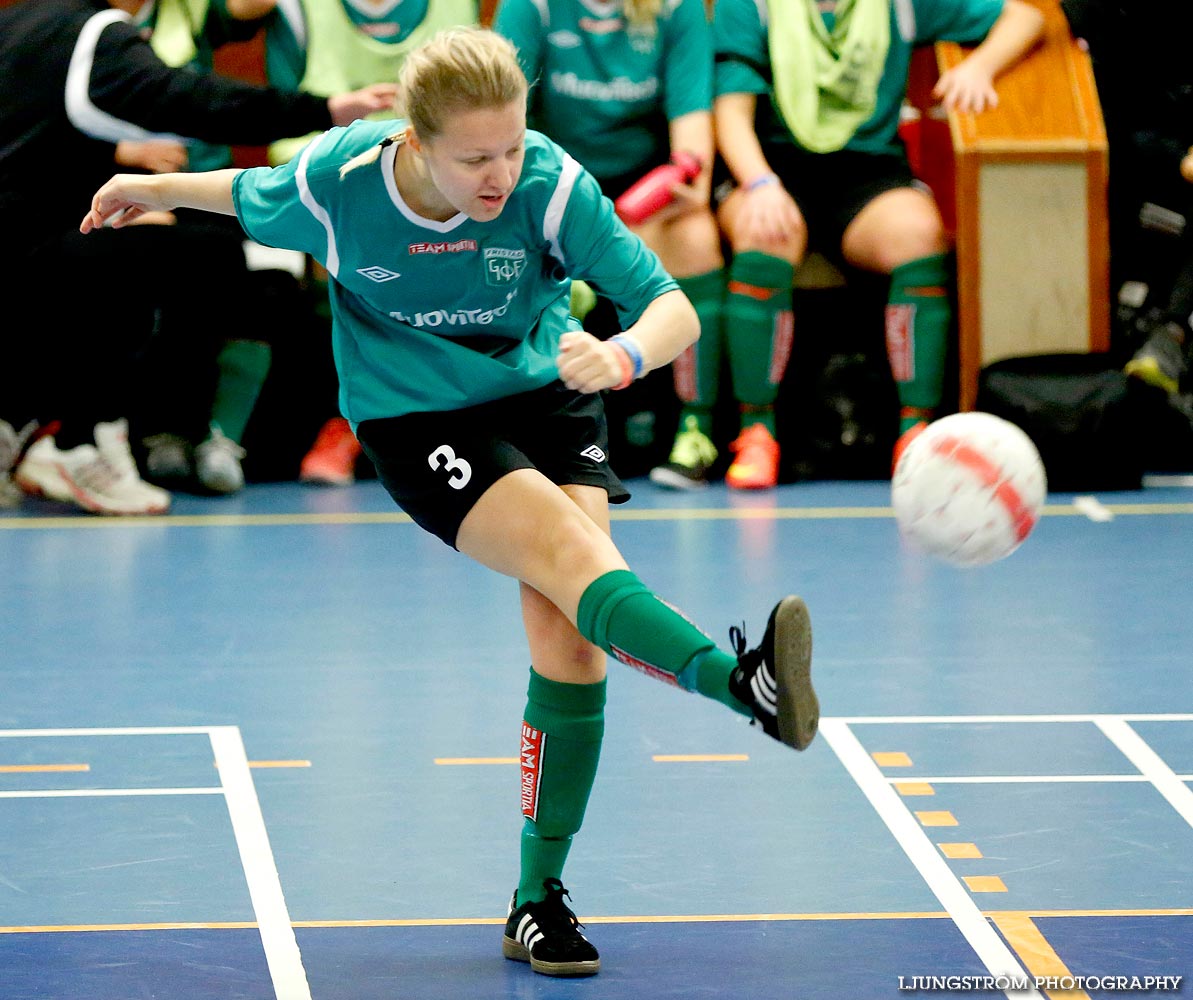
[4,908,1189,934]
[991,912,1090,1000]
[0,764,89,773]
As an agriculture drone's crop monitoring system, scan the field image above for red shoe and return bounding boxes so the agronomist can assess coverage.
[726,423,779,490]
[300,417,361,486]
[892,420,928,475]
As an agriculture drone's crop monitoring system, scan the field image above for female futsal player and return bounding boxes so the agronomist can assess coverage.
[81,26,818,978]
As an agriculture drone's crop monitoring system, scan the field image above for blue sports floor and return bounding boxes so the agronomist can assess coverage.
[2,477,1192,999]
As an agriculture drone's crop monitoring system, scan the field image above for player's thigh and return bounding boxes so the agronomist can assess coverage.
[841,186,949,274]
[637,208,724,277]
[457,470,627,621]
[517,483,613,682]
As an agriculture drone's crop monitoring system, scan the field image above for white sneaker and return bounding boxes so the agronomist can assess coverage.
[15,436,168,515]
[195,424,246,494]
[93,419,172,512]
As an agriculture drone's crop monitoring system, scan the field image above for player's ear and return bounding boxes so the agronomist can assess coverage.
[405,128,424,155]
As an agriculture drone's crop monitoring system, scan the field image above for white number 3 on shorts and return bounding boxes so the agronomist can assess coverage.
[428,444,473,490]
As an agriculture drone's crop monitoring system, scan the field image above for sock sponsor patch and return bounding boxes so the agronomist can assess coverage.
[885,303,916,382]
[520,723,545,821]
[610,645,682,687]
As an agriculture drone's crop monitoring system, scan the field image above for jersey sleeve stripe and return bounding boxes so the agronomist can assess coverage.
[273,0,308,50]
[893,0,916,42]
[296,133,340,278]
[544,153,582,262]
[65,10,185,145]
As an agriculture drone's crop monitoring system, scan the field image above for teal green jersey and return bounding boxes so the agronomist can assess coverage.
[713,0,1003,155]
[233,122,677,423]
[494,0,712,180]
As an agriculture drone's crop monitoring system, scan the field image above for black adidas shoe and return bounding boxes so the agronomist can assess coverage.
[502,877,600,976]
[728,596,818,750]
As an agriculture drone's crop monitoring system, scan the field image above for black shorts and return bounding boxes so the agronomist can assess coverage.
[715,146,921,261]
[355,381,631,549]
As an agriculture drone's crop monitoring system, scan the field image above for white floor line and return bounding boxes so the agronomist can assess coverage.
[0,787,221,798]
[1095,718,1193,831]
[1072,496,1115,522]
[887,774,1193,785]
[210,726,312,1000]
[0,726,215,738]
[821,720,1044,1000]
[832,714,1193,724]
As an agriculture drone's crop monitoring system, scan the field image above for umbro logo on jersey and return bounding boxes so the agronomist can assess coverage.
[548,29,582,47]
[581,445,606,462]
[357,265,401,282]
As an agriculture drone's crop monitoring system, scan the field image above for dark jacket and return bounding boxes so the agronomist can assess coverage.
[0,0,332,256]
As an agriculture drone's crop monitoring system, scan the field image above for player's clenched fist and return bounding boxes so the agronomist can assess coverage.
[556,331,628,394]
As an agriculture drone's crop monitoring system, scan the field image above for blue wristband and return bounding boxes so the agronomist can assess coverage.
[743,173,779,193]
[610,333,645,380]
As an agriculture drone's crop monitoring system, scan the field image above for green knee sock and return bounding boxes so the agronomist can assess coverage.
[210,340,272,444]
[518,669,606,904]
[575,570,750,717]
[724,252,795,410]
[886,253,951,432]
[674,269,726,438]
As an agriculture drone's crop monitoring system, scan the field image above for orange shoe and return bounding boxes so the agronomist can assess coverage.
[726,423,779,490]
[300,417,361,486]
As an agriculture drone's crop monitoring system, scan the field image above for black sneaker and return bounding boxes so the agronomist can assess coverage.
[728,596,818,750]
[1124,320,1188,396]
[649,416,717,490]
[502,877,600,977]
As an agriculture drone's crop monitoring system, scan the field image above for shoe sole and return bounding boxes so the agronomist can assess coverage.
[502,935,600,976]
[649,466,708,490]
[771,596,818,750]
[16,468,168,516]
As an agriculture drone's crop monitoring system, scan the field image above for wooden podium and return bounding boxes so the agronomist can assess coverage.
[935,0,1109,410]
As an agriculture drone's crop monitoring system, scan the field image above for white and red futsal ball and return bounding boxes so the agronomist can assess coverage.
[891,412,1047,567]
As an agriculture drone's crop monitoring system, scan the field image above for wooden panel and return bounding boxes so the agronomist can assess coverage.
[939,0,1109,410]
[978,160,1090,363]
[937,0,1105,152]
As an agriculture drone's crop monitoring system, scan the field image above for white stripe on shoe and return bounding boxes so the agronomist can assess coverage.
[751,664,778,716]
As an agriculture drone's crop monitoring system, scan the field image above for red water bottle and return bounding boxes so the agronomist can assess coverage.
[614,151,702,225]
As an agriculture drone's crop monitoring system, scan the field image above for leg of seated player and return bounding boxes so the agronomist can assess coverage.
[843,187,952,452]
[716,191,802,489]
[639,208,726,488]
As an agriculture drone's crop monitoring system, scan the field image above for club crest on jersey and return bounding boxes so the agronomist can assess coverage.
[484,247,526,287]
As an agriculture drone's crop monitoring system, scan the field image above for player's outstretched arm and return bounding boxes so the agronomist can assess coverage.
[80,169,242,233]
[557,289,698,394]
